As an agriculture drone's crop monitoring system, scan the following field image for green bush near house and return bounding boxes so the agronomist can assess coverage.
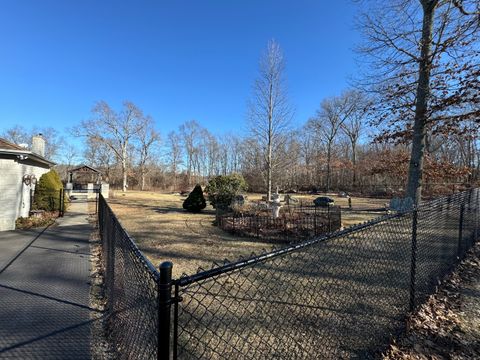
[32,170,68,211]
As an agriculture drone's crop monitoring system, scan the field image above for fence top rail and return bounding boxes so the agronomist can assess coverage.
[99,194,160,281]
[174,210,408,287]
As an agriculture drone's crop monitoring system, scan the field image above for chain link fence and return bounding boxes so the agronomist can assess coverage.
[98,195,160,359]
[98,189,479,359]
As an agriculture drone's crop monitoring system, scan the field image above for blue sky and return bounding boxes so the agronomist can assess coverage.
[0,0,360,138]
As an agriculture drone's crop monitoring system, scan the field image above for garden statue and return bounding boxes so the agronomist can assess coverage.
[271,190,281,218]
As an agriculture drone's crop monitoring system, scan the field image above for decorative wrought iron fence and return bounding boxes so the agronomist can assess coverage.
[217,206,341,242]
[98,189,480,359]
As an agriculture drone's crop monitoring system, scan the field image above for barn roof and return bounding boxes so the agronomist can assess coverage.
[69,164,101,173]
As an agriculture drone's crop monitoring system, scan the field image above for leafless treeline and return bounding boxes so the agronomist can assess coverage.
[69,104,478,197]
[2,94,478,198]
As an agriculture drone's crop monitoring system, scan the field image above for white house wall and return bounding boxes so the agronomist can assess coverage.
[0,158,50,231]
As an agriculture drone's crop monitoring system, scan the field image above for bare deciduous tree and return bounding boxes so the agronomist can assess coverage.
[248,39,293,201]
[357,0,480,203]
[62,144,79,168]
[179,120,202,187]
[2,125,65,161]
[137,116,160,191]
[340,92,370,187]
[74,100,149,192]
[312,91,358,192]
[1,125,29,145]
[83,137,116,182]
[166,131,183,191]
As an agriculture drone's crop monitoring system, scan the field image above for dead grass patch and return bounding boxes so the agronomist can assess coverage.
[107,191,387,278]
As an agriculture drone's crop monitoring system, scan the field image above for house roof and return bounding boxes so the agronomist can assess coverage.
[0,138,26,151]
[0,137,55,167]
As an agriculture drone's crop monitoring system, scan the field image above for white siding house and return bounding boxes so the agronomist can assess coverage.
[0,136,55,231]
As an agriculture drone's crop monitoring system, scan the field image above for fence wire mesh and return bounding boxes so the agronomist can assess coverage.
[413,190,479,307]
[174,189,479,359]
[98,195,159,360]
[97,189,479,360]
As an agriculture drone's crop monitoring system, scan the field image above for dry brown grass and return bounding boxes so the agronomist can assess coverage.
[108,191,274,277]
[107,190,387,278]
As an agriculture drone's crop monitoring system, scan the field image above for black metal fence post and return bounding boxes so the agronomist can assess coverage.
[98,195,103,235]
[409,208,418,312]
[96,186,100,215]
[458,203,465,258]
[158,261,173,360]
[59,188,64,217]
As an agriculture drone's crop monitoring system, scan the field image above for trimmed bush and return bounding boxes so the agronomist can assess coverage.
[205,174,248,210]
[33,169,67,211]
[182,184,207,212]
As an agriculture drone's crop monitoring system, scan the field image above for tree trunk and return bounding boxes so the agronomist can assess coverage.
[406,1,436,205]
[267,82,273,202]
[326,141,332,193]
[267,151,272,201]
[122,160,127,192]
[141,168,145,191]
[351,141,357,189]
[187,156,192,188]
[172,163,177,191]
[122,145,128,192]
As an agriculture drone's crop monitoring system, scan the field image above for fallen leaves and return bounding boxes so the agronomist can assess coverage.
[383,242,480,360]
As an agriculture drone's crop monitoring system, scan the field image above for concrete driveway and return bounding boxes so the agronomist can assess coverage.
[0,228,45,273]
[0,201,95,359]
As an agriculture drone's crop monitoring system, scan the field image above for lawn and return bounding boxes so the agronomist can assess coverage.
[107,190,388,278]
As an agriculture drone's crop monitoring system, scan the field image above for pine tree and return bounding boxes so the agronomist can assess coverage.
[182,184,207,212]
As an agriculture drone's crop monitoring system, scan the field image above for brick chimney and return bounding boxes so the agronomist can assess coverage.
[31,134,45,157]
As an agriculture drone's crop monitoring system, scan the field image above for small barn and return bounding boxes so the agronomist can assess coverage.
[65,164,109,199]
[0,135,55,231]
